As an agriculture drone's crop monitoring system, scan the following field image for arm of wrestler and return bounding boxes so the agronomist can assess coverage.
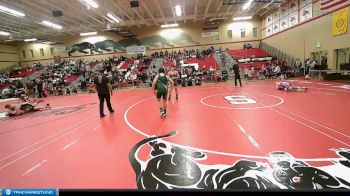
[173,71,180,80]
[152,75,159,95]
[14,105,24,115]
[167,76,174,87]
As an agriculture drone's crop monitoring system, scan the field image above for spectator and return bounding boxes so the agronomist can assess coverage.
[222,68,228,81]
[36,79,46,98]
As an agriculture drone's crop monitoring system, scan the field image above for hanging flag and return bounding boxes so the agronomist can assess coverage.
[332,7,348,36]
[320,0,349,12]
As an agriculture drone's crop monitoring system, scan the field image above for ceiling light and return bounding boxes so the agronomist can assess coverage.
[233,16,252,21]
[175,5,182,16]
[79,0,99,9]
[104,16,115,24]
[41,20,63,30]
[161,23,179,28]
[24,38,37,42]
[0,5,25,17]
[107,13,120,23]
[243,0,253,10]
[80,32,97,36]
[5,39,21,42]
[0,31,10,36]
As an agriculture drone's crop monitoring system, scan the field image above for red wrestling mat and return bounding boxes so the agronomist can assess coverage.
[1,80,350,190]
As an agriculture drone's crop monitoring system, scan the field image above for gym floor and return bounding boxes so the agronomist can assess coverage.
[1,79,350,190]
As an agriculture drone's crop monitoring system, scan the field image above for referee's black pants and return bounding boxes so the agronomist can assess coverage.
[38,89,46,98]
[98,94,113,116]
[235,75,242,87]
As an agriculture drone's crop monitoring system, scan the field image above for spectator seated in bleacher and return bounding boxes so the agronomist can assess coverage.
[222,68,228,81]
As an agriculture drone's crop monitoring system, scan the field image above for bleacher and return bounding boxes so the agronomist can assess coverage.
[185,55,219,70]
[163,60,175,67]
[9,67,43,78]
[239,61,269,69]
[119,59,133,70]
[227,48,274,72]
[64,75,80,83]
[228,48,269,59]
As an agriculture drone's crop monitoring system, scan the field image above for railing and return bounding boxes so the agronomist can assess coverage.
[260,42,297,67]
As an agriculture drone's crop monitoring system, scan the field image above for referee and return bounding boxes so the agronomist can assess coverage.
[94,70,114,118]
[233,61,243,87]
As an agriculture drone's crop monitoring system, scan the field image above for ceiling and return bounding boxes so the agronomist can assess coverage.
[0,0,285,43]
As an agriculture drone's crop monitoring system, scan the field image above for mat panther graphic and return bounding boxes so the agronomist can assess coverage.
[67,42,95,56]
[92,40,122,53]
[168,33,199,45]
[67,33,200,55]
[129,132,350,190]
[140,35,174,48]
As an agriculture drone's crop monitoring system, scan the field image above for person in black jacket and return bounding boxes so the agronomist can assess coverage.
[233,62,242,87]
[94,70,114,118]
[36,79,46,98]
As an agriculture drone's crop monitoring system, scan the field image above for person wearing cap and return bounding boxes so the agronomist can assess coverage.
[94,70,114,118]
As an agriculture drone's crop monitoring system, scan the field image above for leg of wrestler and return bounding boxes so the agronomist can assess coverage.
[168,85,172,101]
[156,90,163,116]
[175,83,178,100]
[15,105,25,115]
[162,92,168,117]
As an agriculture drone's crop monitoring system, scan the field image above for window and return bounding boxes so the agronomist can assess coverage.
[22,50,26,58]
[310,50,328,69]
[30,50,34,58]
[253,27,258,37]
[241,28,245,38]
[40,48,44,56]
[227,30,232,39]
[336,48,350,69]
[50,48,54,55]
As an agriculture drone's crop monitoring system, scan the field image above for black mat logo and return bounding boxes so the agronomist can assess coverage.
[129,132,350,190]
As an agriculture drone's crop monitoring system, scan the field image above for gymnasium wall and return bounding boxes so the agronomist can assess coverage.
[262,1,350,70]
[0,44,19,70]
[15,19,262,66]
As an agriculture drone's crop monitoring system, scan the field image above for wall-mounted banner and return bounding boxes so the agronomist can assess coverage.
[273,22,280,34]
[266,25,273,36]
[280,5,289,19]
[54,47,66,52]
[280,18,289,30]
[332,7,348,36]
[213,32,219,40]
[202,32,219,38]
[266,14,273,26]
[300,0,312,9]
[300,3,313,22]
[126,45,146,55]
[289,0,299,14]
[273,11,280,23]
[289,12,299,27]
